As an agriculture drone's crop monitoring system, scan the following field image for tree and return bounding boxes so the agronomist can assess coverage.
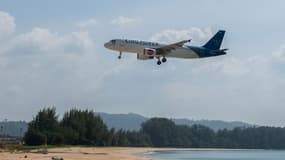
[24,107,63,145]
[24,107,285,149]
[60,109,110,145]
[141,118,217,148]
[190,124,215,148]
[142,118,178,147]
[24,129,46,146]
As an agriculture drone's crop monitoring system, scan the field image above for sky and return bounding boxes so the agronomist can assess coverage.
[0,0,285,126]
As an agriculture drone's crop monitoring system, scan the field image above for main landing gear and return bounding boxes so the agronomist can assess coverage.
[156,56,167,65]
[118,51,122,59]
[157,60,162,65]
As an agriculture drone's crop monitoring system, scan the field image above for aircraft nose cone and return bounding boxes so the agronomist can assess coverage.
[104,43,108,48]
[104,42,112,49]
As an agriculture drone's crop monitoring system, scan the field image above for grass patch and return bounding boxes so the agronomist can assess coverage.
[0,144,113,152]
[1,144,66,152]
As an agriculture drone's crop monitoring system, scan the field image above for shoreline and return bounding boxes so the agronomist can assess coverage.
[0,147,269,160]
[0,147,154,160]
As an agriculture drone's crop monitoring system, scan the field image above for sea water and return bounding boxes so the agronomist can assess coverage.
[142,150,285,160]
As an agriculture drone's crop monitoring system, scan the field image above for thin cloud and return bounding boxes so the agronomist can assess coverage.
[76,18,98,29]
[0,11,15,39]
[110,16,141,28]
[273,44,285,62]
[150,27,213,44]
[10,28,95,55]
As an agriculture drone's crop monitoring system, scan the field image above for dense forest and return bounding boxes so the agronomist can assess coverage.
[24,108,285,149]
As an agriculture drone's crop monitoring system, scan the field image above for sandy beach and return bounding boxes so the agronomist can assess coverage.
[0,146,255,160]
[0,147,158,160]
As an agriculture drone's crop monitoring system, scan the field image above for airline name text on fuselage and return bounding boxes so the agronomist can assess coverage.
[124,39,159,46]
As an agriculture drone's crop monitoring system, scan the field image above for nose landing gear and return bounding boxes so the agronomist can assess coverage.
[156,57,161,65]
[118,52,122,59]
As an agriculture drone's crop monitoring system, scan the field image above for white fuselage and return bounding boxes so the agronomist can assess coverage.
[104,39,199,59]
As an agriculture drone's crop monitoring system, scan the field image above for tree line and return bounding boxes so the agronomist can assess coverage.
[24,108,285,149]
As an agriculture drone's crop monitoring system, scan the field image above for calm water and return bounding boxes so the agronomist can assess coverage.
[142,150,285,160]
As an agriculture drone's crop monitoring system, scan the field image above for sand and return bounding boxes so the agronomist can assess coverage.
[0,147,156,160]
[0,147,251,160]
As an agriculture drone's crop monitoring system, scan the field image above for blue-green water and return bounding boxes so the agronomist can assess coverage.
[142,150,285,160]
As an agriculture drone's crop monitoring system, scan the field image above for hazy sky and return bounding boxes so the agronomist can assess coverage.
[0,0,285,126]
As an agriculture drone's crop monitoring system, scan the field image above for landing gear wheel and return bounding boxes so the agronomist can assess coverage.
[118,52,122,59]
[157,61,162,65]
[162,57,167,63]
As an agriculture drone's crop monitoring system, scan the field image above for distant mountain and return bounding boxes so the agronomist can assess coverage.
[0,121,28,137]
[96,112,148,131]
[0,113,253,137]
[173,119,253,131]
[96,112,253,131]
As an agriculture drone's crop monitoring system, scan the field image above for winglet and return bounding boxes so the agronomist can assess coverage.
[181,39,191,43]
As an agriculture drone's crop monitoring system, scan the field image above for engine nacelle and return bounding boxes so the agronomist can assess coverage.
[143,48,157,56]
[137,54,154,60]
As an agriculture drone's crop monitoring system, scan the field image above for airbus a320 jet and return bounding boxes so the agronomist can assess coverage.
[104,30,227,65]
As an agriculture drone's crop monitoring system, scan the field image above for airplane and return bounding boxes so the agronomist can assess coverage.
[104,30,227,65]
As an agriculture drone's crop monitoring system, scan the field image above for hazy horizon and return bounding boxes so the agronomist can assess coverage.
[1,1,285,126]
[0,110,266,127]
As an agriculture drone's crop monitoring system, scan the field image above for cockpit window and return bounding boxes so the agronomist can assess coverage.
[111,40,116,45]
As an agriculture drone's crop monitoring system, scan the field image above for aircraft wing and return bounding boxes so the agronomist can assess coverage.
[157,39,191,53]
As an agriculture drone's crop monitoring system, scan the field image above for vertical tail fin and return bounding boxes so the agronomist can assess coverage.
[203,30,225,50]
